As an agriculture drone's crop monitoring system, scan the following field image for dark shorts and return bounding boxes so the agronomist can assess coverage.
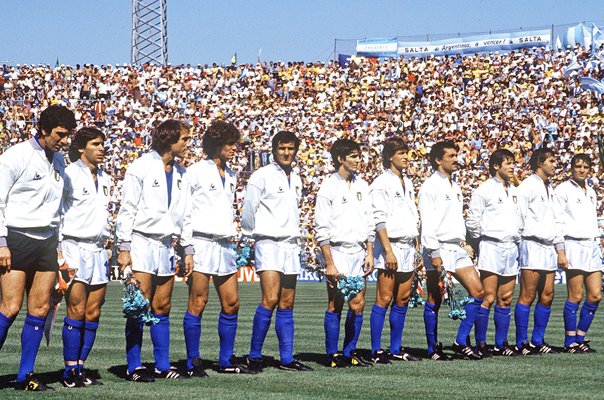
[6,230,59,272]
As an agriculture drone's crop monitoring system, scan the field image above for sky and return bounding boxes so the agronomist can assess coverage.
[1,0,603,66]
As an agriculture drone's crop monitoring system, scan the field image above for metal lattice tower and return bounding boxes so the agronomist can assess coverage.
[131,0,168,65]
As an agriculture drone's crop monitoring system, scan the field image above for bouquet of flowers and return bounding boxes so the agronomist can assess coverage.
[337,275,365,302]
[122,273,159,325]
[439,269,472,320]
[231,237,254,268]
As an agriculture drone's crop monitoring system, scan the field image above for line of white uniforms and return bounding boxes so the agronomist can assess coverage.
[60,159,112,285]
[116,151,192,276]
[370,170,419,273]
[418,171,471,273]
[187,158,238,276]
[554,179,603,272]
[466,177,522,276]
[241,162,304,275]
[314,173,374,277]
[0,138,65,245]
[517,174,564,271]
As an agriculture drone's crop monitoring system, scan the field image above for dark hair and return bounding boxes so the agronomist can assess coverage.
[570,153,592,168]
[271,131,300,155]
[68,127,105,162]
[429,140,458,169]
[201,120,240,157]
[528,148,555,171]
[330,138,361,170]
[151,119,189,154]
[488,148,514,177]
[38,105,76,136]
[382,137,408,169]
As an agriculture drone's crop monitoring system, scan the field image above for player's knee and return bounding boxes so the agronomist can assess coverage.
[538,291,554,306]
[28,303,51,318]
[567,291,583,304]
[349,298,365,313]
[471,287,485,299]
[587,291,602,304]
[86,308,101,321]
[222,299,240,315]
[497,293,513,308]
[67,303,86,320]
[1,303,22,319]
[152,302,172,315]
[188,295,208,314]
[261,294,279,310]
[375,292,393,308]
[482,293,495,308]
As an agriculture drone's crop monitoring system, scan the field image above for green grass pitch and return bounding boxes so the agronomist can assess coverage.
[0,282,602,399]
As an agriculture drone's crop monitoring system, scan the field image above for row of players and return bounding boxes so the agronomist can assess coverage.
[0,105,601,391]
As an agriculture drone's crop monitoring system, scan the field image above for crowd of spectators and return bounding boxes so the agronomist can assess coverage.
[1,44,603,258]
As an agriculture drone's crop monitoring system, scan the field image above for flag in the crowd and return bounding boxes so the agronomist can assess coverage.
[555,36,563,50]
[598,132,604,169]
[563,60,582,77]
[231,53,237,65]
[257,48,262,63]
[592,24,604,54]
[55,57,60,69]
[580,77,604,95]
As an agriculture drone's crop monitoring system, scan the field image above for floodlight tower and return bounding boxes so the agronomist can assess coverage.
[131,0,168,65]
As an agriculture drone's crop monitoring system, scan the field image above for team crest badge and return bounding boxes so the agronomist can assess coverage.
[82,187,89,195]
[278,186,284,193]
[576,198,582,203]
[33,172,42,181]
[210,183,216,191]
[103,186,108,196]
[53,170,60,181]
[357,192,362,201]
[177,179,182,190]
[445,194,451,200]
[342,196,348,204]
[498,198,503,204]
[152,179,160,187]
[395,191,401,197]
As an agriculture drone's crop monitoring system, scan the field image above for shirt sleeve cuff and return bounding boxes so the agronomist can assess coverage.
[119,241,131,251]
[554,243,565,251]
[318,240,330,247]
[184,245,195,255]
[376,223,387,232]
[0,237,6,248]
[430,249,441,259]
[57,241,62,252]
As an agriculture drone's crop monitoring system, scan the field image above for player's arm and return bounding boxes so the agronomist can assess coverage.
[315,189,339,283]
[372,186,397,270]
[0,158,18,271]
[116,169,143,271]
[418,184,442,271]
[240,177,262,236]
[180,176,195,277]
[552,187,568,270]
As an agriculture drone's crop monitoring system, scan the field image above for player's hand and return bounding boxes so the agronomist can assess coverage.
[0,246,11,271]
[557,251,569,270]
[324,263,339,288]
[431,256,443,273]
[463,244,475,259]
[57,250,65,267]
[117,250,132,272]
[363,254,375,277]
[384,250,398,271]
[183,254,194,277]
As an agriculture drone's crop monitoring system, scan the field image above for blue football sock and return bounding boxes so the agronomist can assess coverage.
[343,312,363,358]
[183,312,202,370]
[17,314,46,382]
[249,305,273,360]
[530,304,551,346]
[576,301,598,343]
[563,301,579,347]
[369,304,387,354]
[493,306,511,349]
[0,311,15,350]
[324,311,341,356]
[456,297,482,345]
[389,304,408,355]
[275,308,294,365]
[218,312,238,368]
[474,306,490,344]
[62,317,85,364]
[514,303,530,348]
[150,313,171,372]
[80,320,99,363]
[125,317,144,374]
[424,302,438,353]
